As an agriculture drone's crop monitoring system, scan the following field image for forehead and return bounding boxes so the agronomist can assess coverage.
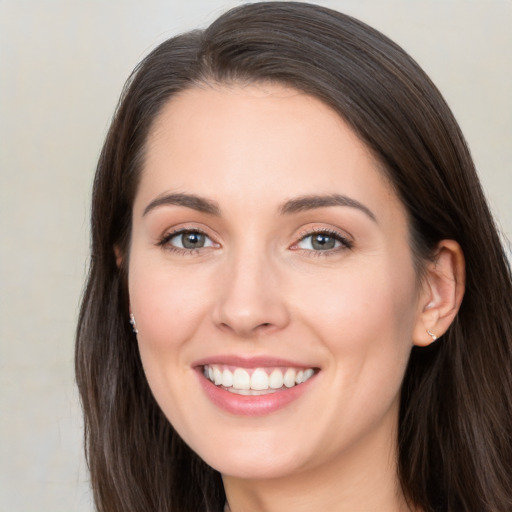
[136,83,402,225]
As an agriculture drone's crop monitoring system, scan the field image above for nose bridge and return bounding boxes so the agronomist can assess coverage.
[214,239,289,336]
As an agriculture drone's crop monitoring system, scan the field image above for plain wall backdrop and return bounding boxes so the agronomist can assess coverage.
[0,1,510,510]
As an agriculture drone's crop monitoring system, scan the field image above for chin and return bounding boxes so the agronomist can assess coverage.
[183,427,314,481]
[207,452,304,480]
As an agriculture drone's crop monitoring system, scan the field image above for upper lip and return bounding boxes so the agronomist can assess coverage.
[192,354,318,369]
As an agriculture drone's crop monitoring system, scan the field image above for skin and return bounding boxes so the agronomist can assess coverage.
[126,84,464,511]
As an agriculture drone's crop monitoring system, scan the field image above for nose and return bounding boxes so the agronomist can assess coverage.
[212,251,290,337]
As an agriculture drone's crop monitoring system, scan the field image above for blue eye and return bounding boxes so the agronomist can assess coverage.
[296,231,350,251]
[165,230,215,250]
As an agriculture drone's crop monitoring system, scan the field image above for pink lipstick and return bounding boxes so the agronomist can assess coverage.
[193,355,319,416]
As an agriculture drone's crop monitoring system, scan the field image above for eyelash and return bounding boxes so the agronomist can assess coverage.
[157,228,216,255]
[157,227,353,256]
[293,228,353,256]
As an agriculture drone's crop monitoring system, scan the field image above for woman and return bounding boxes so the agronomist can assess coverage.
[75,2,512,511]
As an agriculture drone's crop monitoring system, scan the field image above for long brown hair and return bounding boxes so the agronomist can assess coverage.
[76,3,512,511]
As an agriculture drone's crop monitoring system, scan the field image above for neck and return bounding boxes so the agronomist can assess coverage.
[222,406,414,512]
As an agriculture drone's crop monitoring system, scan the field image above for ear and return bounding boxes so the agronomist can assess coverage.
[114,245,123,268]
[413,240,465,347]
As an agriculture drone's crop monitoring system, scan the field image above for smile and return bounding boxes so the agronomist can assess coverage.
[203,364,316,395]
[195,358,320,416]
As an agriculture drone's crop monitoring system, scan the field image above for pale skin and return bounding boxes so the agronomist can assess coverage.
[123,84,465,511]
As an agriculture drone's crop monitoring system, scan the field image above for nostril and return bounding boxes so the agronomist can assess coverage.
[218,321,273,335]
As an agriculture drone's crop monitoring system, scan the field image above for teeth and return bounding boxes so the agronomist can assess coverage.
[214,367,223,385]
[283,368,296,388]
[203,364,316,392]
[303,368,314,381]
[227,387,278,396]
[233,368,251,390]
[251,368,269,390]
[269,369,284,389]
[222,369,233,387]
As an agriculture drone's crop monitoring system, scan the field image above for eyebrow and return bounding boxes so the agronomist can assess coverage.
[143,192,376,222]
[143,193,221,217]
[280,194,377,222]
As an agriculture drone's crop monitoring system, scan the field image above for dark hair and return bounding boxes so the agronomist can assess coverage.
[76,2,512,511]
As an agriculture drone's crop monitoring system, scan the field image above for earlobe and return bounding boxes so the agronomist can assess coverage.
[129,313,139,334]
[413,239,465,347]
[115,245,136,332]
[114,245,123,268]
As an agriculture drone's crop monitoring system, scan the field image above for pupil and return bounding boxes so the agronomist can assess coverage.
[312,234,335,250]
[182,232,205,249]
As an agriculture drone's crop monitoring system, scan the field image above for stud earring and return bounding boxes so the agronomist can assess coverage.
[426,329,438,342]
[129,313,138,334]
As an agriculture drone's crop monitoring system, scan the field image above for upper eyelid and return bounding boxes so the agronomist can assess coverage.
[156,225,352,249]
[158,226,215,246]
[295,226,352,242]
[291,226,354,251]
[160,224,214,238]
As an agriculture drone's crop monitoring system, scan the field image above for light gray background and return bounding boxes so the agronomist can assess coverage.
[1,1,510,510]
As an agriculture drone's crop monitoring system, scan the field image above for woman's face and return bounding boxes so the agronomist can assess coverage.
[128,84,427,480]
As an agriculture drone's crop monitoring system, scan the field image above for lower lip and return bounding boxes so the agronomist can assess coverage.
[196,369,317,416]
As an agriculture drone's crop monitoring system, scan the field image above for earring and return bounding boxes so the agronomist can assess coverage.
[129,313,138,334]
[426,329,438,342]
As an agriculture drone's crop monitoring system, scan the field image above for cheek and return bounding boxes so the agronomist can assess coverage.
[127,252,214,385]
[294,254,419,403]
[127,256,215,433]
[295,261,417,433]
[296,257,418,343]
[129,256,207,336]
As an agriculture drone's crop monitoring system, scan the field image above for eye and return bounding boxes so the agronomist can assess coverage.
[295,230,351,252]
[163,230,216,251]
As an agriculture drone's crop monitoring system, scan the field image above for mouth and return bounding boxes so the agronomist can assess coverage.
[202,364,316,395]
[194,357,320,416]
